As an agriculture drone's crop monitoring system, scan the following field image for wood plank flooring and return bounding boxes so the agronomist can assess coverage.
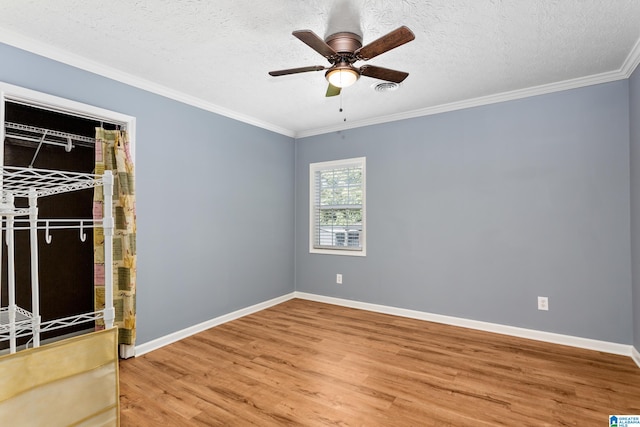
[119,299,640,426]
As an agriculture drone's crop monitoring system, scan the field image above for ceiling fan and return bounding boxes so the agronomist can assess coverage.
[269,26,415,97]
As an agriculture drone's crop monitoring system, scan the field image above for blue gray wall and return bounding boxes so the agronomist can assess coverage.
[296,81,633,344]
[2,41,637,348]
[0,43,296,344]
[631,67,640,352]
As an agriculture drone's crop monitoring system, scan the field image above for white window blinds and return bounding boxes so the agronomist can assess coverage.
[309,157,366,256]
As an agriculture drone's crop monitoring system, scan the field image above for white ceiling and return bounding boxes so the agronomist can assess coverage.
[1,1,639,138]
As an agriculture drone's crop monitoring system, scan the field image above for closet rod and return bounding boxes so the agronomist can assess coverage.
[6,99,127,128]
[4,122,96,148]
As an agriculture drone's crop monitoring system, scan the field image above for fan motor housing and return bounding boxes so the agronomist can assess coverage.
[325,32,363,55]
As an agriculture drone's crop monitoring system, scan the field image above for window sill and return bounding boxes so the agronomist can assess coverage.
[309,248,366,257]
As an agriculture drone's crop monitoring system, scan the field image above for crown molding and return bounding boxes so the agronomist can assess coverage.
[3,27,638,140]
[621,37,640,78]
[295,68,630,138]
[0,29,296,138]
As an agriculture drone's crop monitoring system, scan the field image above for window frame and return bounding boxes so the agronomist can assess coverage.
[309,157,366,257]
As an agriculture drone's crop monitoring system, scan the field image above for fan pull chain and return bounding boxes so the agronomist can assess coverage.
[340,91,346,122]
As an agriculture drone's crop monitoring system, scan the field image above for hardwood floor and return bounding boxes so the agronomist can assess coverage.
[119,299,640,426]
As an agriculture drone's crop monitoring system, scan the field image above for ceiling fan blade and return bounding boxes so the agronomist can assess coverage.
[355,26,415,61]
[293,30,338,59]
[326,84,341,97]
[269,65,326,77]
[359,65,409,83]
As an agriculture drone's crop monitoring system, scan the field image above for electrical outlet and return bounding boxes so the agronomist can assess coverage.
[538,296,549,311]
[336,274,342,284]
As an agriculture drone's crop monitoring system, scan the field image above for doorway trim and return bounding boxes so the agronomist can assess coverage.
[0,80,137,358]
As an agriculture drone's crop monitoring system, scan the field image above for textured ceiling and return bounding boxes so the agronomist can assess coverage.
[1,0,639,137]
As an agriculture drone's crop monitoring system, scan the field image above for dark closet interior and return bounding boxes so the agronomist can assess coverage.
[1,102,115,348]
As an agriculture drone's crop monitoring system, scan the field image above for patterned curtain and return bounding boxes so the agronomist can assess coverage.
[93,128,136,347]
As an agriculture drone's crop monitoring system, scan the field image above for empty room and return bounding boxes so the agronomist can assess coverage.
[0,1,640,426]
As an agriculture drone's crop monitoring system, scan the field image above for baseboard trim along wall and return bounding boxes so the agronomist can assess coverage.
[633,347,640,369]
[135,293,296,356]
[134,291,640,369]
[294,292,637,362]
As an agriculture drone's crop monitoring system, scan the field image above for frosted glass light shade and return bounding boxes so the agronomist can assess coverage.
[326,68,359,88]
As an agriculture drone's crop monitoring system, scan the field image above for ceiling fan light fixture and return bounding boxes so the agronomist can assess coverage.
[326,66,359,88]
[269,26,415,97]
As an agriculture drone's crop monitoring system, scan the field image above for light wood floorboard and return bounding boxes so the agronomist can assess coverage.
[119,299,640,426]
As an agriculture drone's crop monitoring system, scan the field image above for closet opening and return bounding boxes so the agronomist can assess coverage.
[1,100,120,351]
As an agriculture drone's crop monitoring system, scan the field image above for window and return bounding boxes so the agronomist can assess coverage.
[309,157,366,256]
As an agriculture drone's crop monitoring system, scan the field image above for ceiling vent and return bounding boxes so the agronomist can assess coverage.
[373,82,400,92]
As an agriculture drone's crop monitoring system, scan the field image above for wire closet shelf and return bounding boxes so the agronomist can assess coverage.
[4,121,96,147]
[0,165,114,354]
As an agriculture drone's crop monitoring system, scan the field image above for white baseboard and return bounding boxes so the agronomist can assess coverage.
[294,292,634,358]
[133,290,637,366]
[134,293,295,356]
[632,346,640,369]
[119,344,136,359]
